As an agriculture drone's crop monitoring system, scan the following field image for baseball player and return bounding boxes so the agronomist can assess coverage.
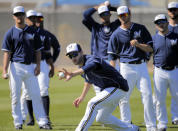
[1,6,50,130]
[152,14,178,131]
[108,6,156,131]
[167,2,178,125]
[82,1,120,94]
[20,10,54,127]
[59,43,140,131]
[36,12,60,63]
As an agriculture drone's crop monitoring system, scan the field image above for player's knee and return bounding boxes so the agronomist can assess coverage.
[96,114,108,123]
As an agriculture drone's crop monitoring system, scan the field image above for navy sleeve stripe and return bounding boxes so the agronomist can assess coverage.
[107,51,119,56]
[35,47,44,51]
[1,49,11,52]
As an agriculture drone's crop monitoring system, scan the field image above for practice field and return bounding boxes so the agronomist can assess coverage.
[0,72,178,131]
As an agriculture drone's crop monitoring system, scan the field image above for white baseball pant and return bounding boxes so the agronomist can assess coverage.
[9,62,48,127]
[75,87,139,131]
[21,60,50,119]
[119,62,156,131]
[154,67,178,129]
[171,97,178,122]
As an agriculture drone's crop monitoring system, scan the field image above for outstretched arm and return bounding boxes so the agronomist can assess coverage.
[58,68,84,81]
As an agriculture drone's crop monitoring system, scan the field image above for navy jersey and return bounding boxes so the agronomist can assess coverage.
[152,32,178,67]
[45,30,60,63]
[82,8,120,60]
[36,28,51,60]
[2,25,43,64]
[81,55,129,91]
[108,23,153,62]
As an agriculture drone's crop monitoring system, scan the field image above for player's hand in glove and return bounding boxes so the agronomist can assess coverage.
[73,96,84,108]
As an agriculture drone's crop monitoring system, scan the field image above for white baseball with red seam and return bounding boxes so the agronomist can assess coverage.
[58,72,65,78]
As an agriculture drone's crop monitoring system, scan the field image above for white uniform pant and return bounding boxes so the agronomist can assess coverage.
[154,67,178,129]
[76,87,138,131]
[119,62,156,130]
[9,62,47,126]
[21,60,50,120]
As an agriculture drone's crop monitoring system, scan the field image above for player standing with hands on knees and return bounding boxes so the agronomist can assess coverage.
[108,6,156,131]
[1,6,50,130]
[58,43,140,131]
[82,1,120,94]
[152,14,178,131]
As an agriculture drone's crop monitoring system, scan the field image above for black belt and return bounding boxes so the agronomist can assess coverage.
[123,60,145,64]
[157,66,177,71]
[19,62,31,65]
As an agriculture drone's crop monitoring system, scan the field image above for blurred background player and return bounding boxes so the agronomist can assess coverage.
[1,6,50,130]
[152,14,178,131]
[20,10,55,128]
[108,6,156,131]
[167,2,178,125]
[82,1,120,95]
[59,43,140,131]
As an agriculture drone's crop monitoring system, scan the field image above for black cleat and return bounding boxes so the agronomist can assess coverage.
[158,128,166,131]
[40,124,52,130]
[172,120,178,125]
[15,124,22,130]
[26,119,34,126]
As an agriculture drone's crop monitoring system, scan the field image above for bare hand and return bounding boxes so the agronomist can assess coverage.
[2,71,9,79]
[49,67,54,78]
[34,65,40,76]
[130,39,139,47]
[58,68,73,81]
[73,96,84,108]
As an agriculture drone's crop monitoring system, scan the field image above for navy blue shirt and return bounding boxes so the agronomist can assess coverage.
[152,32,178,67]
[82,8,120,60]
[81,55,129,91]
[36,27,51,60]
[45,30,60,63]
[2,25,43,64]
[108,23,153,62]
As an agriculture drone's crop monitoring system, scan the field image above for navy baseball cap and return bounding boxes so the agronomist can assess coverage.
[66,43,82,56]
[154,14,168,24]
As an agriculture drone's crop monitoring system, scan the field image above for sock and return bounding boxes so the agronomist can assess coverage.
[26,100,34,121]
[42,96,50,117]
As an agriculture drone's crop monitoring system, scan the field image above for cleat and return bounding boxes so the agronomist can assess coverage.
[15,124,22,130]
[26,119,34,126]
[172,120,178,125]
[158,128,166,131]
[40,124,52,130]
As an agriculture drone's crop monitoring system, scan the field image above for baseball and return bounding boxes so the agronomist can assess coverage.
[58,72,65,78]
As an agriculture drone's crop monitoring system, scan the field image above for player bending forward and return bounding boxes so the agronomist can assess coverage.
[58,43,140,131]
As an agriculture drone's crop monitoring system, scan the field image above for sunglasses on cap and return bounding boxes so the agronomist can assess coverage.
[100,12,110,17]
[168,8,178,12]
[39,17,44,22]
[118,13,129,17]
[68,52,79,59]
[155,20,167,25]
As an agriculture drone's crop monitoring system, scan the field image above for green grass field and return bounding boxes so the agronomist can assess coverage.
[0,72,178,131]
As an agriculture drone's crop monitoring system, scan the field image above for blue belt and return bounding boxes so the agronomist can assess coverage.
[123,59,145,64]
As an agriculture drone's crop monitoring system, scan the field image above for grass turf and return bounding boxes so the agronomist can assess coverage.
[0,72,178,131]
